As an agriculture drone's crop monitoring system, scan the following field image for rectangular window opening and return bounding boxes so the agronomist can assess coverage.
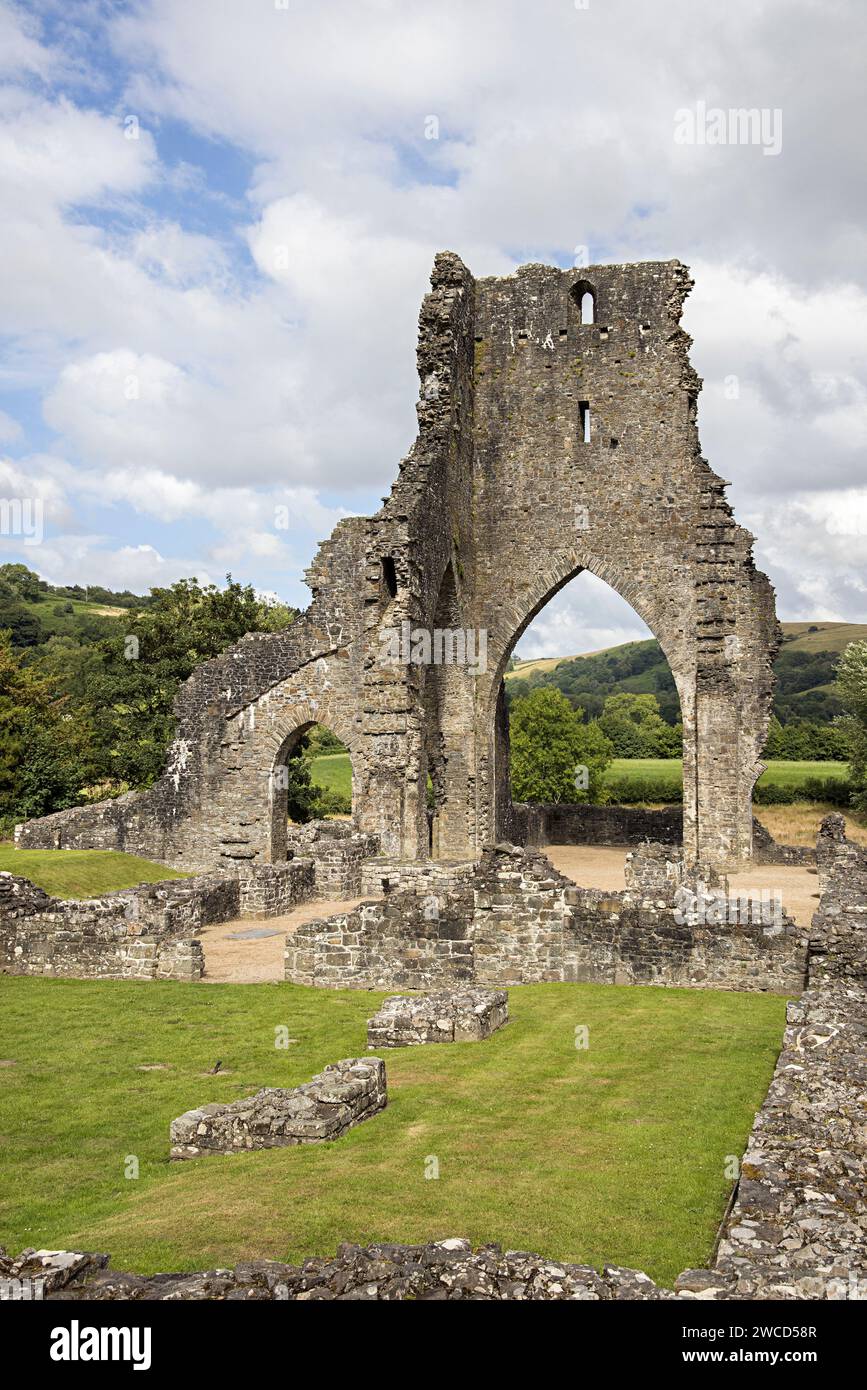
[579,401,591,443]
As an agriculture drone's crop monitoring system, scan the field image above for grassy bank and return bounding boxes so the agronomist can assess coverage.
[0,846,188,898]
[309,751,850,801]
[0,977,786,1286]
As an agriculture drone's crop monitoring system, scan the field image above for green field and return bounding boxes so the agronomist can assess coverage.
[308,751,353,797]
[310,752,849,800]
[0,976,786,1286]
[0,846,188,899]
[18,594,126,641]
[607,757,848,795]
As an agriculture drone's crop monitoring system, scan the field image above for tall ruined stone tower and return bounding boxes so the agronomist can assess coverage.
[19,253,779,871]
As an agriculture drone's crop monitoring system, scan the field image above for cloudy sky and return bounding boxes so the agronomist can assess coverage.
[1,0,865,656]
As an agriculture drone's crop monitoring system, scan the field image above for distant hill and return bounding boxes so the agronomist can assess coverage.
[506,622,867,726]
[0,563,150,650]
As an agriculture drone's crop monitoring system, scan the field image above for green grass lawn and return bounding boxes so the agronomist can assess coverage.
[310,751,849,800]
[606,757,847,792]
[308,751,352,797]
[0,845,188,899]
[757,760,848,787]
[0,976,786,1286]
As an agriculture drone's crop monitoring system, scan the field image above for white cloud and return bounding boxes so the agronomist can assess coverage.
[0,2,54,79]
[515,574,650,660]
[27,538,217,594]
[0,0,864,635]
[0,409,22,443]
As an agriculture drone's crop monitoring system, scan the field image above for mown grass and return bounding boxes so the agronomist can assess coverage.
[310,752,849,801]
[607,757,848,793]
[0,977,786,1286]
[307,751,352,797]
[0,845,188,898]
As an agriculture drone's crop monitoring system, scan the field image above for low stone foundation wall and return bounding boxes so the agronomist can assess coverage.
[237,860,315,918]
[0,873,204,982]
[0,845,359,980]
[286,821,380,898]
[287,844,808,994]
[117,872,240,933]
[511,801,683,848]
[169,1057,387,1159]
[7,1240,672,1300]
[367,988,509,1048]
[359,856,476,899]
[510,801,813,866]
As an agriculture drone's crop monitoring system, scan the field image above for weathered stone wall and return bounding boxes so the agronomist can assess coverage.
[810,813,867,983]
[17,253,778,876]
[286,821,381,899]
[0,855,321,980]
[237,861,315,919]
[169,1057,387,1160]
[512,801,683,847]
[510,802,812,868]
[0,874,203,982]
[287,844,807,994]
[359,856,476,899]
[286,895,476,992]
[367,988,509,1048]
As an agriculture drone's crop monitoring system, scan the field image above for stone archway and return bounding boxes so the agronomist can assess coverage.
[479,557,693,853]
[267,719,357,862]
[19,252,778,873]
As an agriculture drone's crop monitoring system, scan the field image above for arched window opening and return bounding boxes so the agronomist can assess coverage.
[270,722,353,860]
[500,571,684,882]
[570,279,597,325]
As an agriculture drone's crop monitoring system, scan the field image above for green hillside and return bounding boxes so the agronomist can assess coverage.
[506,622,867,727]
[0,563,148,650]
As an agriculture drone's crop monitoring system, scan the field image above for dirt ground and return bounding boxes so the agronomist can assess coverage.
[754,804,867,848]
[198,844,821,983]
[544,845,821,929]
[198,897,366,984]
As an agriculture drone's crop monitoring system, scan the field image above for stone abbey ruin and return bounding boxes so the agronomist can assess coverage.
[18,252,778,874]
[6,255,866,1301]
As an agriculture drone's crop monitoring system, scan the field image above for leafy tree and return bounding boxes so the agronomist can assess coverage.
[763,713,850,761]
[836,641,867,811]
[509,687,612,803]
[0,600,42,648]
[0,563,44,602]
[83,576,296,789]
[0,631,95,821]
[597,692,682,758]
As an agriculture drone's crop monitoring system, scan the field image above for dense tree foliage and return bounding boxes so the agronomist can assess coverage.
[506,635,853,759]
[509,687,613,803]
[836,641,867,812]
[595,692,683,758]
[80,577,296,788]
[0,569,297,824]
[0,632,96,821]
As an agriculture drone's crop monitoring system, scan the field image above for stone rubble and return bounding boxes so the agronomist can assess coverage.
[169,1057,386,1160]
[367,988,509,1048]
[4,819,864,1301]
[1,1240,670,1301]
